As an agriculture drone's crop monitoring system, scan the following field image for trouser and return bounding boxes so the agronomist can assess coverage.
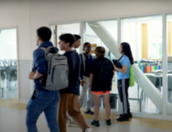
[26,90,60,132]
[79,76,94,111]
[118,79,130,114]
[58,93,89,132]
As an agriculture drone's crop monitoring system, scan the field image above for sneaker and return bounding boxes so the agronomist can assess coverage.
[85,128,93,132]
[85,109,94,115]
[66,116,71,124]
[120,112,132,118]
[116,114,129,122]
[91,120,100,127]
[67,119,78,127]
[119,114,123,117]
[128,112,132,118]
[105,119,111,126]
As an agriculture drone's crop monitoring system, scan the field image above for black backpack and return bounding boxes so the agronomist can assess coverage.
[96,58,114,86]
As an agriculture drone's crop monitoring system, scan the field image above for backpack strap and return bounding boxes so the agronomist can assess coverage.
[81,53,86,71]
[39,47,48,60]
[40,46,58,60]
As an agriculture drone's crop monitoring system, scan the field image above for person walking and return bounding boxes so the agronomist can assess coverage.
[58,33,93,132]
[26,27,60,132]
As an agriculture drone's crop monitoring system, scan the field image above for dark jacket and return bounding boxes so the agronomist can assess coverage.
[90,57,114,92]
[59,51,81,95]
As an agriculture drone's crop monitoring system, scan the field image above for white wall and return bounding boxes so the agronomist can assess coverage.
[0,0,172,103]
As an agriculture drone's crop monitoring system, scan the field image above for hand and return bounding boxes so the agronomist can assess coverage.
[90,85,92,90]
[80,80,86,87]
[113,64,117,71]
[29,72,35,80]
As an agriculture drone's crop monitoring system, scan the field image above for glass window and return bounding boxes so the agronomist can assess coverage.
[121,16,162,114]
[50,23,80,54]
[84,20,118,110]
[148,20,162,59]
[0,28,18,100]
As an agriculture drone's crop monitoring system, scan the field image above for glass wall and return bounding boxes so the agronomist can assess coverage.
[49,14,172,119]
[121,16,162,114]
[0,28,18,100]
[167,14,172,115]
[50,23,80,54]
[84,20,118,110]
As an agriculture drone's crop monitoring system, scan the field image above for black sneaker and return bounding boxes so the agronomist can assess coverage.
[106,119,111,126]
[116,114,129,122]
[128,112,132,118]
[85,110,94,115]
[120,112,132,118]
[119,114,124,117]
[91,120,100,127]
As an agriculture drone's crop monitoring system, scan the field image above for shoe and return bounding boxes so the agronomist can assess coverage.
[85,128,93,132]
[116,114,129,122]
[85,109,94,115]
[66,116,71,124]
[120,112,132,118]
[106,119,111,126]
[119,114,123,117]
[91,120,100,127]
[67,119,78,127]
[128,112,132,118]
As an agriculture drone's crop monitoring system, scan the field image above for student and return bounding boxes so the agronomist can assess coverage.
[79,42,94,114]
[90,46,114,127]
[73,34,81,49]
[114,42,134,122]
[58,33,93,132]
[26,27,60,132]
[66,34,82,127]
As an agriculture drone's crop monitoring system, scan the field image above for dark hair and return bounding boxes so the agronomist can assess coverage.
[74,34,81,41]
[83,42,91,51]
[95,46,105,57]
[37,27,52,42]
[120,42,134,65]
[59,33,76,47]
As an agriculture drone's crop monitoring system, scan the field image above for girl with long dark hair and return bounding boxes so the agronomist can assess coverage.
[114,42,134,122]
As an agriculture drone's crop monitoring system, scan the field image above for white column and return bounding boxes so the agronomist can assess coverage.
[162,14,168,115]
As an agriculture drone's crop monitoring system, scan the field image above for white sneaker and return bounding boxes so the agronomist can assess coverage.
[67,119,78,127]
[66,116,71,124]
[85,128,93,132]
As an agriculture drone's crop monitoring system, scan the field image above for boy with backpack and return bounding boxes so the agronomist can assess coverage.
[26,27,60,132]
[58,33,93,132]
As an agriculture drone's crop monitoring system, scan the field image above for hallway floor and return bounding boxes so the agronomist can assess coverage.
[0,106,172,132]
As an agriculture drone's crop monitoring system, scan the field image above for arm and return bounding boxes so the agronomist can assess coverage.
[29,71,43,80]
[80,54,84,80]
[30,49,47,80]
[114,65,127,74]
[89,73,93,90]
[80,54,86,87]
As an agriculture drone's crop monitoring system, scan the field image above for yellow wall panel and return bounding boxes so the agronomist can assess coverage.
[168,22,172,56]
[142,23,148,59]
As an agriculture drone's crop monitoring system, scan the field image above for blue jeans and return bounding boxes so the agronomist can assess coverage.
[26,90,60,132]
